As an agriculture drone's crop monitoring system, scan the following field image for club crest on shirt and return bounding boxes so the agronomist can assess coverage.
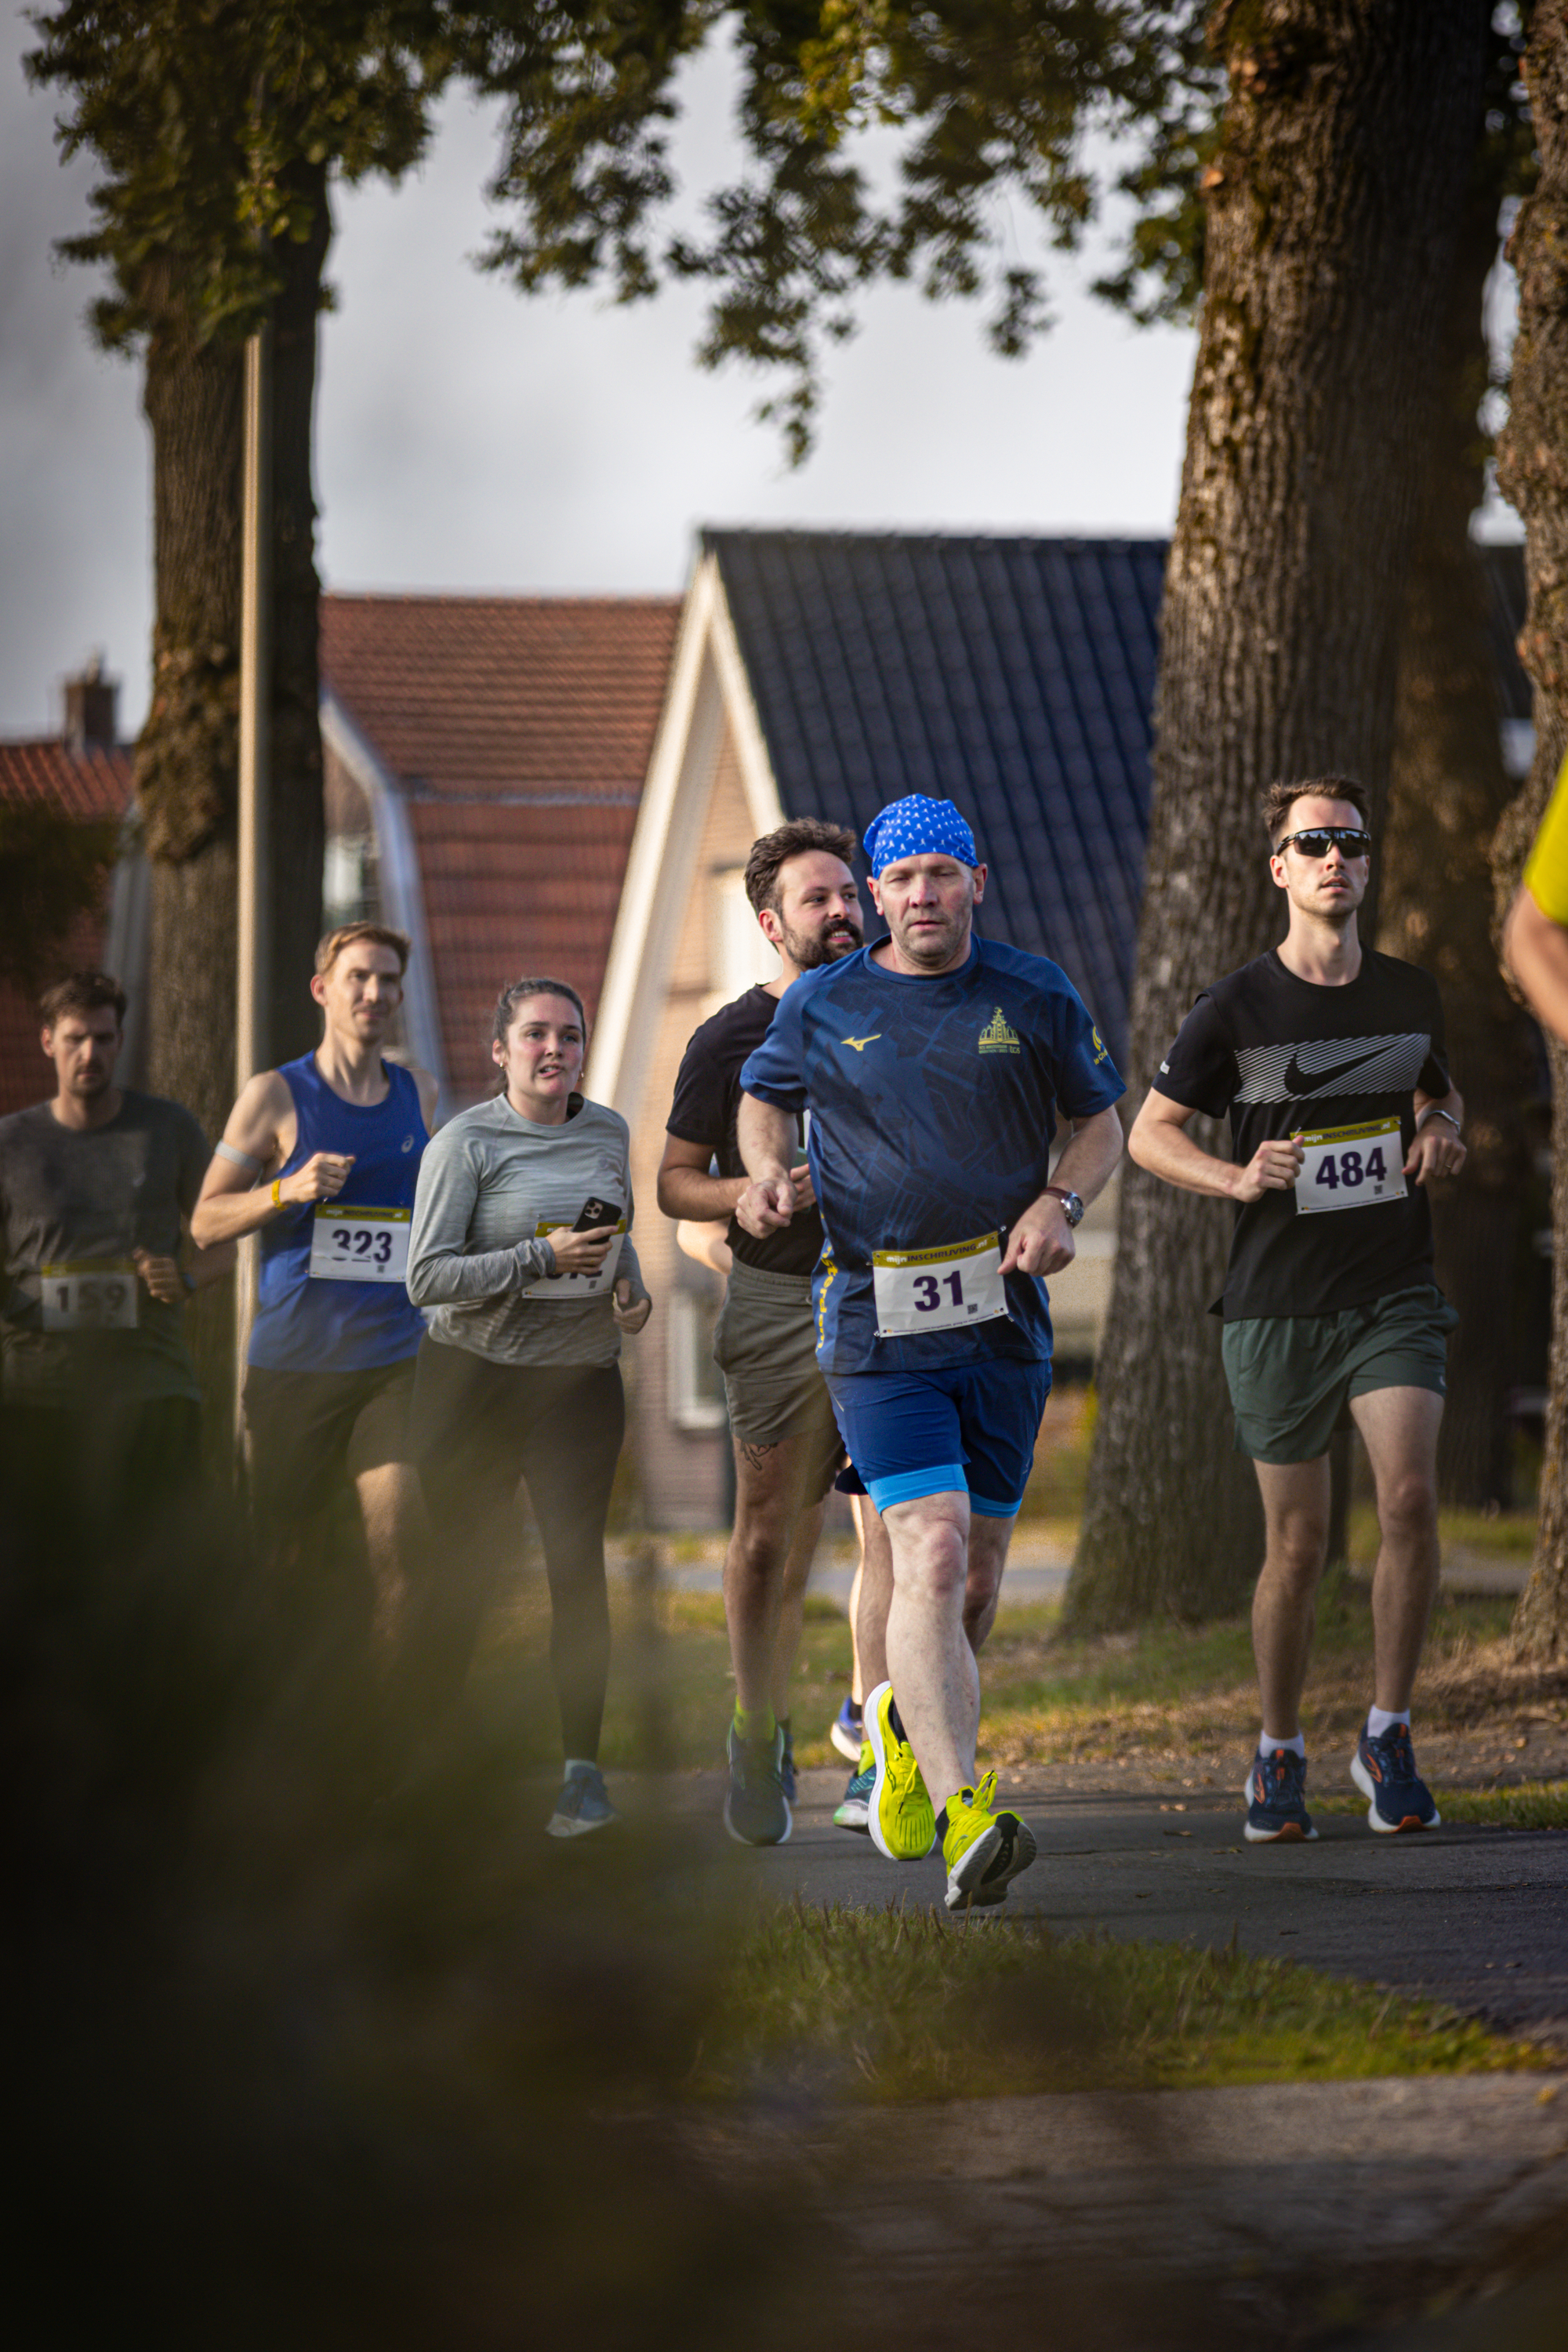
[978,1007,1021,1055]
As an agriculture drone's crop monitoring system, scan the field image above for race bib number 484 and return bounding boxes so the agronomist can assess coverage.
[1294,1117,1407,1216]
[873,1232,1010,1338]
[309,1206,412,1282]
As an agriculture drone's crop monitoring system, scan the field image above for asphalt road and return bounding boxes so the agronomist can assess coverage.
[697,1768,1568,2040]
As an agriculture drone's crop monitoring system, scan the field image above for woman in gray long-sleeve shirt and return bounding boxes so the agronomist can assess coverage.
[405,977,651,1837]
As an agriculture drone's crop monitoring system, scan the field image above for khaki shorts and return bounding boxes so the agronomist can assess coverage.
[1221,1284,1457,1465]
[713,1257,844,1501]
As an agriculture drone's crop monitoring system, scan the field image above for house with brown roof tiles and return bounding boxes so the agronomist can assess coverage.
[319,590,742,1526]
[0,661,141,1118]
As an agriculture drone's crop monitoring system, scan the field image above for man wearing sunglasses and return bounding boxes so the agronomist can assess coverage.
[1129,777,1466,1842]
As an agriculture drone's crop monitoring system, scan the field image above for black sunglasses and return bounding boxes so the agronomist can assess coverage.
[1277,826,1372,860]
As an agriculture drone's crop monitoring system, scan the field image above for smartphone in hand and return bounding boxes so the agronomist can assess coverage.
[573,1195,623,1230]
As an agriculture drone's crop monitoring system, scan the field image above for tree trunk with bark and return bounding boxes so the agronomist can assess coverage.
[1379,180,1536,1510]
[1066,0,1491,1632]
[134,176,332,1461]
[268,161,331,1066]
[1495,0,1568,1660]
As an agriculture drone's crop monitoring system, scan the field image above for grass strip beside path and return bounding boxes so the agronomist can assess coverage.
[693,1903,1557,2104]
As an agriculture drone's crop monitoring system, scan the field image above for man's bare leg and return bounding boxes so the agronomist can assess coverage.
[771,1493,826,1722]
[1250,1456,1332,1737]
[962,1512,1015,1654]
[350,1384,430,1661]
[882,1488,977,1809]
[851,1492,894,1697]
[1348,1386,1443,1712]
[724,1433,811,1718]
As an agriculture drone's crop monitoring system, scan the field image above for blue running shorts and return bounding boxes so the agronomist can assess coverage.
[825,1358,1052,1517]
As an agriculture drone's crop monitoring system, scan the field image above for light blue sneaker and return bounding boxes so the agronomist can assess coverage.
[833,1740,875,1833]
[546,1762,617,1838]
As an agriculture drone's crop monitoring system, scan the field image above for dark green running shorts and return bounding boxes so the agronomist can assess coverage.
[1221,1284,1458,1465]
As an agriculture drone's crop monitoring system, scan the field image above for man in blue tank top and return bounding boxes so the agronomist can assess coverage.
[193,924,437,1621]
[737,796,1126,1914]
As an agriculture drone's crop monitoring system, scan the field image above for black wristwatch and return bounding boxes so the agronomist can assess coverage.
[1044,1186,1084,1228]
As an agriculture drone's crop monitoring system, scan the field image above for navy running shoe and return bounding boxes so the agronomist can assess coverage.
[829,1696,864,1763]
[546,1763,617,1838]
[779,1718,797,1805]
[1243,1747,1318,1843]
[724,1721,793,1846]
[1352,1719,1440,1833]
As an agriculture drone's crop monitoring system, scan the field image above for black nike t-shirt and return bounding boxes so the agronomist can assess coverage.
[1152,949,1451,1321]
[666,985,823,1278]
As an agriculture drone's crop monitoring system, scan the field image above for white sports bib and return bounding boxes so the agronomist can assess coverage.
[1294,1117,1407,1216]
[309,1205,412,1282]
[873,1231,1009,1338]
[41,1261,139,1331]
[533,1218,627,1301]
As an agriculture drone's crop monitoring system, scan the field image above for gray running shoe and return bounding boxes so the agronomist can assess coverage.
[724,1720,792,1846]
[546,1763,617,1838]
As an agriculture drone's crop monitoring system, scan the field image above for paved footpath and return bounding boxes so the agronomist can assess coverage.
[665,1770,1568,2346]
[713,1768,1568,2039]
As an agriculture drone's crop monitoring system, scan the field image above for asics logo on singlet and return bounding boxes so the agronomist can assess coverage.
[1233,1033,1432,1105]
[840,1034,883,1052]
[401,1134,415,1152]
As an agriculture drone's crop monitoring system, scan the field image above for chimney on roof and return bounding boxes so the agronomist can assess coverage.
[63,652,118,756]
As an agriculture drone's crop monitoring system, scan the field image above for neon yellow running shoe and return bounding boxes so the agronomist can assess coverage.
[864,1681,937,1861]
[939,1772,1037,1912]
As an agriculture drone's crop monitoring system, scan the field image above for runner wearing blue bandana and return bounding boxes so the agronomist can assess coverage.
[736,795,1125,1910]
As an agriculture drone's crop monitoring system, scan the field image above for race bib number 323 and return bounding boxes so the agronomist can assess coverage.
[309,1206,412,1282]
[873,1232,1010,1338]
[1294,1117,1407,1216]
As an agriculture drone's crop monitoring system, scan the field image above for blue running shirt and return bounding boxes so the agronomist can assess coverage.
[249,1054,429,1374]
[739,938,1123,1373]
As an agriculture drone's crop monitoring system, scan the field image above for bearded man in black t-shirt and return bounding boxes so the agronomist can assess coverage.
[1131,777,1467,1844]
[659,818,891,1847]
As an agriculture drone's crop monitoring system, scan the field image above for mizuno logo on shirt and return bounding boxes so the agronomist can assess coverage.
[841,1034,882,1052]
[978,1007,1021,1054]
[1232,1033,1432,1105]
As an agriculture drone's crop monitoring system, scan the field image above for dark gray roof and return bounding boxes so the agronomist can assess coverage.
[706,528,1534,1070]
[706,528,1164,1066]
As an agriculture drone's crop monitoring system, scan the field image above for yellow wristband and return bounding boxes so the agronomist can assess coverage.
[270,1178,283,1210]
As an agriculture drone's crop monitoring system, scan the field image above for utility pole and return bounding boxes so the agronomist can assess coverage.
[234,321,272,1427]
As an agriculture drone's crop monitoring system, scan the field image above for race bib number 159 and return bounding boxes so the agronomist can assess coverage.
[41,1261,139,1331]
[1294,1116,1407,1216]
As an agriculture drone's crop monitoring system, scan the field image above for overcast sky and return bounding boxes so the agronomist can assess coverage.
[0,10,1517,744]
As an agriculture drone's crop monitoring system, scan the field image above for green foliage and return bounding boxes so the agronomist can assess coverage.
[24,2,462,348]
[0,804,119,993]
[695,1900,1552,2100]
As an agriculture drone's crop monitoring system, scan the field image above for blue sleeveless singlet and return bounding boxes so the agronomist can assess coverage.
[248,1054,428,1374]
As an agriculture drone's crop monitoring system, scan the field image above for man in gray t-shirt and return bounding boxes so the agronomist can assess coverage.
[0,972,233,1550]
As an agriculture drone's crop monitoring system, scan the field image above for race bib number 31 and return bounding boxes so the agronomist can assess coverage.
[1294,1117,1407,1216]
[41,1261,139,1331]
[310,1206,412,1282]
[873,1232,1010,1338]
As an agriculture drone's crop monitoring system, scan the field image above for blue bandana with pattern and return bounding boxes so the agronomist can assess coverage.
[862,793,978,876]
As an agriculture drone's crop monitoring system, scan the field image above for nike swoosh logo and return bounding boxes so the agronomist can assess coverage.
[841,1034,882,1052]
[1283,1045,1390,1095]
